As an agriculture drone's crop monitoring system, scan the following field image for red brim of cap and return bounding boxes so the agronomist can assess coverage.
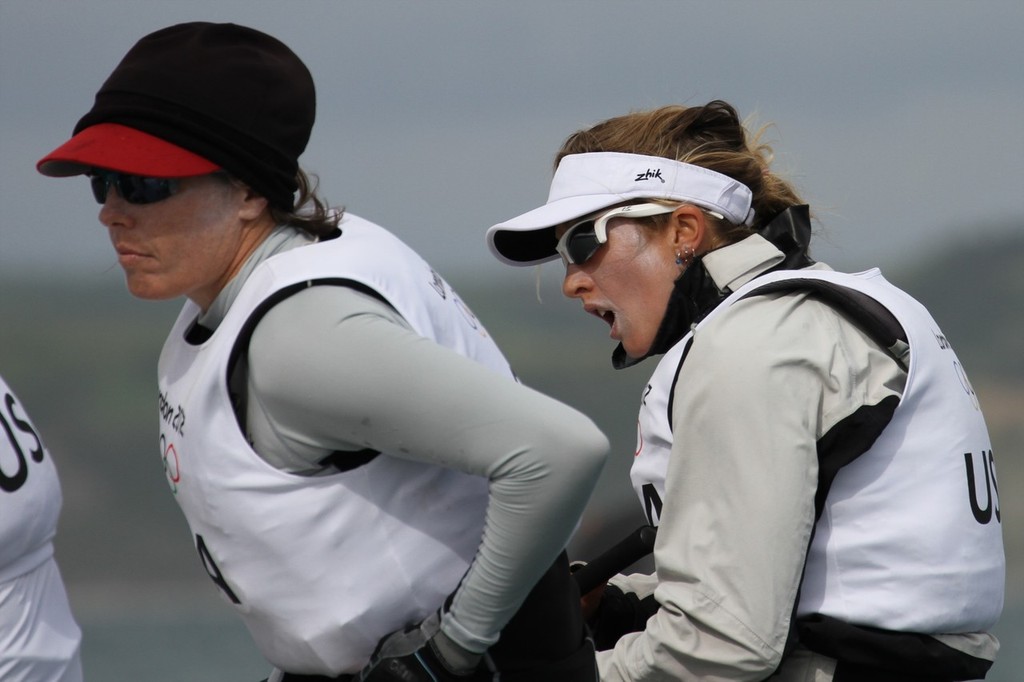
[36,122,220,178]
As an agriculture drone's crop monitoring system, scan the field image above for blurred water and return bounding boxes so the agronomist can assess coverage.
[79,602,1023,681]
[81,613,269,682]
[989,605,1023,681]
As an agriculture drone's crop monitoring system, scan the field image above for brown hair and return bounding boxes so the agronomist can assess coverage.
[555,100,805,241]
[267,169,342,238]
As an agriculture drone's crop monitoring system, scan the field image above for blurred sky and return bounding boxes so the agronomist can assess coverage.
[1,0,1022,282]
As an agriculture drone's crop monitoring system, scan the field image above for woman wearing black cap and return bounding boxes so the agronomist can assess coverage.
[38,22,607,682]
[486,102,1005,681]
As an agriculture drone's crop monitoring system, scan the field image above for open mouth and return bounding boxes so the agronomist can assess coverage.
[585,304,616,329]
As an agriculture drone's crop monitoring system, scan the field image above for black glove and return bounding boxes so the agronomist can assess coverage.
[589,584,660,651]
[356,611,492,682]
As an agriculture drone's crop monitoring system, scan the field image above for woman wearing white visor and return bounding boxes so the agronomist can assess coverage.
[487,101,1004,681]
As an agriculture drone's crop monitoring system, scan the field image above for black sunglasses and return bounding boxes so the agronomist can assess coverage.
[89,169,180,205]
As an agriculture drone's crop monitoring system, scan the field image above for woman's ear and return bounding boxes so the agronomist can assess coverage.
[668,204,706,254]
[237,185,270,222]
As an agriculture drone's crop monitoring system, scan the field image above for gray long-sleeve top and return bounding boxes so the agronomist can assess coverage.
[198,225,609,657]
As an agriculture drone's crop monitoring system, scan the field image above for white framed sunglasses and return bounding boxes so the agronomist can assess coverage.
[554,202,676,266]
[555,201,727,266]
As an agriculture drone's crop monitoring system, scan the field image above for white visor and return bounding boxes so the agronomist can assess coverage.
[487,152,755,266]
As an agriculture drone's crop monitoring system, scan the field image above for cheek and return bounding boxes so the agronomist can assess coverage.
[191,194,241,233]
[621,260,677,343]
[594,224,677,308]
[174,199,244,253]
[614,248,674,301]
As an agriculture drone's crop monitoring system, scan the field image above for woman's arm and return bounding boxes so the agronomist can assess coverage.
[245,284,609,654]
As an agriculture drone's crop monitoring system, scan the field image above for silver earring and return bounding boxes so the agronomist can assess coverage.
[676,245,695,267]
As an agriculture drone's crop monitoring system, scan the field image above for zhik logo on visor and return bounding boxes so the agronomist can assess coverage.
[635,168,665,183]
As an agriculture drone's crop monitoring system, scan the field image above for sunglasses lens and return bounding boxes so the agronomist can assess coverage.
[89,175,109,204]
[565,224,601,264]
[89,171,177,205]
[121,176,176,204]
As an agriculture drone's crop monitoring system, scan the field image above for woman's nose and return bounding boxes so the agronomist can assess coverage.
[562,265,592,299]
[98,191,131,229]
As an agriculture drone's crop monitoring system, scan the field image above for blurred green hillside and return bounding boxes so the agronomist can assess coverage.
[0,223,1021,677]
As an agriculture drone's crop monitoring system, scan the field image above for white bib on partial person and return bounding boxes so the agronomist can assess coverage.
[0,376,62,582]
[0,376,82,682]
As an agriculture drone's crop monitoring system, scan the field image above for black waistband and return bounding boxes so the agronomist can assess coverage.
[798,614,993,681]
